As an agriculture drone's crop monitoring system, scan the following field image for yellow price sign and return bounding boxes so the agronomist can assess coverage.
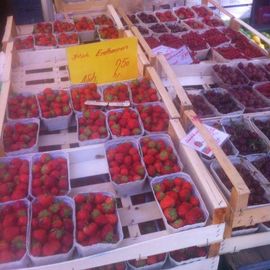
[66,37,138,84]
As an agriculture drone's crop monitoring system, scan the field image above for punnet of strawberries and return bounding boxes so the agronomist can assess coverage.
[191,5,213,17]
[78,110,108,141]
[128,253,166,268]
[129,77,159,104]
[75,193,121,246]
[53,20,75,33]
[181,31,208,51]
[91,262,126,270]
[8,94,39,119]
[184,19,206,30]
[0,200,28,264]
[145,36,161,49]
[31,153,69,197]
[108,108,143,137]
[174,7,195,19]
[140,136,181,177]
[0,158,30,202]
[71,83,101,112]
[35,33,57,47]
[201,28,230,47]
[3,121,39,153]
[30,195,74,257]
[202,16,225,27]
[99,25,119,39]
[33,22,52,33]
[74,17,95,31]
[156,10,177,22]
[170,246,207,262]
[152,175,206,229]
[106,141,146,184]
[94,15,114,26]
[37,88,72,118]
[103,83,130,103]
[57,32,79,45]
[137,103,169,133]
[14,35,34,50]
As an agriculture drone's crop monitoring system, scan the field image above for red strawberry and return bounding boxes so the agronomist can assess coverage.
[160,195,175,210]
[179,189,191,202]
[106,214,118,225]
[185,207,205,225]
[190,196,200,207]
[42,240,61,256]
[32,229,47,243]
[177,202,193,218]
[83,223,98,236]
[101,224,114,242]
[163,207,178,222]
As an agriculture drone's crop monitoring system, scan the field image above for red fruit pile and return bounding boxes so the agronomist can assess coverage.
[222,27,248,43]
[106,142,145,184]
[203,16,225,27]
[153,176,205,228]
[181,31,208,51]
[78,110,108,141]
[108,109,142,137]
[201,29,229,47]
[57,32,79,45]
[149,23,168,34]
[255,82,270,99]
[192,5,213,17]
[145,36,161,49]
[75,193,119,246]
[159,34,184,49]
[71,83,101,112]
[184,19,206,30]
[8,94,39,119]
[35,33,57,46]
[156,11,177,22]
[75,17,95,31]
[30,195,74,257]
[170,246,207,262]
[15,36,34,50]
[92,262,126,270]
[188,94,215,117]
[3,122,38,153]
[140,137,181,177]
[129,253,166,267]
[137,12,158,24]
[128,14,139,24]
[99,25,119,39]
[0,158,29,202]
[38,88,71,118]
[0,200,28,264]
[94,15,114,26]
[103,83,130,103]
[234,39,265,58]
[237,62,270,82]
[137,25,150,35]
[129,78,159,104]
[137,104,169,132]
[174,7,195,19]
[214,46,246,60]
[166,23,189,33]
[34,22,52,33]
[54,20,75,32]
[32,153,69,196]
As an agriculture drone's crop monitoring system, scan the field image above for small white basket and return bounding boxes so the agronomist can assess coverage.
[73,15,96,43]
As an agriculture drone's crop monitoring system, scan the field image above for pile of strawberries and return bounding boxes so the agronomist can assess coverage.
[34,22,52,33]
[53,20,75,33]
[140,137,181,177]
[3,122,38,153]
[192,5,213,17]
[75,193,120,246]
[92,262,126,270]
[201,28,230,47]
[128,253,166,267]
[106,141,145,184]
[170,246,207,262]
[8,94,39,119]
[35,34,57,47]
[99,26,119,39]
[14,36,34,50]
[37,88,71,118]
[75,17,95,31]
[156,11,177,22]
[174,7,195,19]
[153,176,205,228]
[57,33,79,45]
[0,158,29,202]
[103,83,130,103]
[108,109,142,137]
[30,195,74,257]
[137,104,169,133]
[129,78,159,104]
[31,153,69,197]
[181,31,208,51]
[94,15,114,26]
[78,110,108,141]
[0,200,28,264]
[184,19,205,30]
[71,83,101,112]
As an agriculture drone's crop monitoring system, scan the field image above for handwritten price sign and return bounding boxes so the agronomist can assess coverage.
[66,37,138,84]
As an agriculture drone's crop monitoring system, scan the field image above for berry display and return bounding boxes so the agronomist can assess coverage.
[145,36,161,49]
[181,31,208,51]
[94,15,114,26]
[237,62,270,82]
[53,20,75,33]
[214,46,246,60]
[75,17,95,31]
[174,7,195,19]
[14,36,34,50]
[149,23,168,34]
[156,10,177,22]
[184,19,206,30]
[99,26,119,39]
[137,12,158,24]
[188,94,215,117]
[57,32,79,45]
[192,5,213,17]
[103,83,130,103]
[166,23,189,33]
[34,23,52,33]
[35,34,57,47]
[202,16,225,27]
[201,29,229,47]
[159,34,184,49]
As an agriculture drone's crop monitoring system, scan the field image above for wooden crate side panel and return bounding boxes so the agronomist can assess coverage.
[171,257,220,270]
[0,81,11,138]
[2,16,16,50]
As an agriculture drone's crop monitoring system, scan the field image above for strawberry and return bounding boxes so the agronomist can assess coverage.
[106,214,118,225]
[177,202,193,218]
[160,195,175,210]
[163,207,178,222]
[42,240,61,256]
[185,207,205,225]
[101,197,115,214]
[83,223,98,236]
[190,196,200,207]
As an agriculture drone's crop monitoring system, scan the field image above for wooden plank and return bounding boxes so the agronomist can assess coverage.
[146,67,180,119]
[2,16,16,51]
[107,4,124,29]
[117,6,134,27]
[0,81,10,139]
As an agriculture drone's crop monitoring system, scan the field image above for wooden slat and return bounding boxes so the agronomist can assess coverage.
[0,81,11,138]
[2,16,16,51]
[107,4,124,29]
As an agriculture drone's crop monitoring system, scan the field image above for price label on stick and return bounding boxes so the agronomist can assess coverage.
[66,37,138,84]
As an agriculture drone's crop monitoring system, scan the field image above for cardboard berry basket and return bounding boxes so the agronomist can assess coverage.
[0,155,32,203]
[3,118,40,156]
[53,19,76,34]
[14,34,35,52]
[76,110,110,146]
[127,253,168,270]
[33,22,53,34]
[75,191,123,257]
[28,196,75,266]
[105,138,147,196]
[34,33,58,50]
[36,89,73,131]
[150,172,209,234]
[56,32,80,48]
[0,199,30,270]
[30,150,71,198]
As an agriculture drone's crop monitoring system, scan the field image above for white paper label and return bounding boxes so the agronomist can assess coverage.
[181,124,230,157]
